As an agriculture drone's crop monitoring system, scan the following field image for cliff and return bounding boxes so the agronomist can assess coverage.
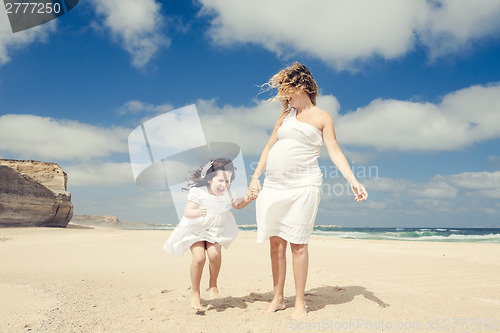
[0,159,73,227]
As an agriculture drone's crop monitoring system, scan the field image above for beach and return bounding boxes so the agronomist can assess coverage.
[1,226,499,333]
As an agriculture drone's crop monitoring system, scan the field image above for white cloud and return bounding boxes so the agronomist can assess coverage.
[335,83,500,151]
[364,177,458,198]
[358,200,388,210]
[0,11,56,67]
[408,181,458,198]
[412,198,457,212]
[64,162,134,186]
[0,114,129,162]
[196,98,282,155]
[117,100,174,116]
[468,189,500,199]
[488,155,500,163]
[421,0,500,58]
[90,0,170,68]
[198,0,500,70]
[434,171,500,198]
[365,170,500,200]
[434,171,500,190]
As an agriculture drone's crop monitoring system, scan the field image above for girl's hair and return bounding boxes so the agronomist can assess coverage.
[260,62,318,112]
[185,158,236,189]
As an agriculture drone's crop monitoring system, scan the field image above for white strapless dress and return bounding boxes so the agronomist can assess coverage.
[256,108,323,244]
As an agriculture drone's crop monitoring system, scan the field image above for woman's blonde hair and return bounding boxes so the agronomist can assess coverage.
[260,62,318,112]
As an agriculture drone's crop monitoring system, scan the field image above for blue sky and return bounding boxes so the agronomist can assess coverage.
[1,0,500,227]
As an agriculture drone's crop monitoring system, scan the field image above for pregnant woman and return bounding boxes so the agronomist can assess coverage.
[249,62,368,319]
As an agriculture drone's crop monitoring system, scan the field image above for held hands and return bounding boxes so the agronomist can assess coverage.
[350,183,368,202]
[247,191,259,201]
[247,177,261,200]
[243,195,255,202]
[232,195,256,210]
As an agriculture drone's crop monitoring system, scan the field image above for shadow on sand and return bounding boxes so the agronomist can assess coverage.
[203,285,389,313]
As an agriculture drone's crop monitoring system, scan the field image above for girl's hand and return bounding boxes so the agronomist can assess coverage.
[198,205,207,217]
[350,183,368,202]
[232,195,255,209]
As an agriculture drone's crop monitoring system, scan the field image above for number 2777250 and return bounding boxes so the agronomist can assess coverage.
[5,2,62,14]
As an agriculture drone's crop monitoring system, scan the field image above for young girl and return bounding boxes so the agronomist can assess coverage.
[163,158,254,310]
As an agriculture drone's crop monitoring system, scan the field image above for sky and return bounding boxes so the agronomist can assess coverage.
[1,0,500,228]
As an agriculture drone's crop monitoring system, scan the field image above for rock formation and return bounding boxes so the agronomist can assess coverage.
[0,159,73,227]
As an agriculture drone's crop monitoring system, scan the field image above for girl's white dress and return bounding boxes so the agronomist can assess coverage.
[256,108,323,244]
[163,186,239,256]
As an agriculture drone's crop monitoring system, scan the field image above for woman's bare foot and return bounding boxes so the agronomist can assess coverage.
[289,303,307,320]
[208,286,219,299]
[191,291,203,310]
[261,298,286,313]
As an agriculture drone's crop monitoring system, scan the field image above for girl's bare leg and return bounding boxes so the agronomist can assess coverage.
[190,241,206,310]
[290,243,309,319]
[263,236,287,313]
[206,242,222,299]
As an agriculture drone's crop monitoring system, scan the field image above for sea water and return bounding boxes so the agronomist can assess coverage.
[119,223,500,244]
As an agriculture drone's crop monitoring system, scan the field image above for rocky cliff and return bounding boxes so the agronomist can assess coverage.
[0,159,73,227]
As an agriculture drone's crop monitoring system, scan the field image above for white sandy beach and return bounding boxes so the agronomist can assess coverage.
[1,225,499,332]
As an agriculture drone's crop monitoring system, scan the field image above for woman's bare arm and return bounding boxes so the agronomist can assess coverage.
[321,111,368,201]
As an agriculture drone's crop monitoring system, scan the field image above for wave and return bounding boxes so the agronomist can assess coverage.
[311,228,500,243]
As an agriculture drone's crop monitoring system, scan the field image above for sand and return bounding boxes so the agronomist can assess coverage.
[1,225,499,332]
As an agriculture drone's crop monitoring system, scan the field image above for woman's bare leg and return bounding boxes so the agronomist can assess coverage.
[206,242,222,299]
[290,242,309,319]
[189,241,206,310]
[263,236,287,313]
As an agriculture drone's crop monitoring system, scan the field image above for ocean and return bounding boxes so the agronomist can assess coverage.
[121,223,500,244]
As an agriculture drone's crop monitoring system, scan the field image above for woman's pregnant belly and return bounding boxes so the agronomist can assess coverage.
[265,139,322,188]
[267,139,319,170]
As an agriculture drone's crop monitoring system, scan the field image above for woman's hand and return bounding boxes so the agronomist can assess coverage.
[350,183,368,202]
[247,177,261,199]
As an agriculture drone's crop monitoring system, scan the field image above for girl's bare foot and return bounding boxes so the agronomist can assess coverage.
[289,303,308,320]
[191,291,202,310]
[261,298,286,313]
[208,286,219,299]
